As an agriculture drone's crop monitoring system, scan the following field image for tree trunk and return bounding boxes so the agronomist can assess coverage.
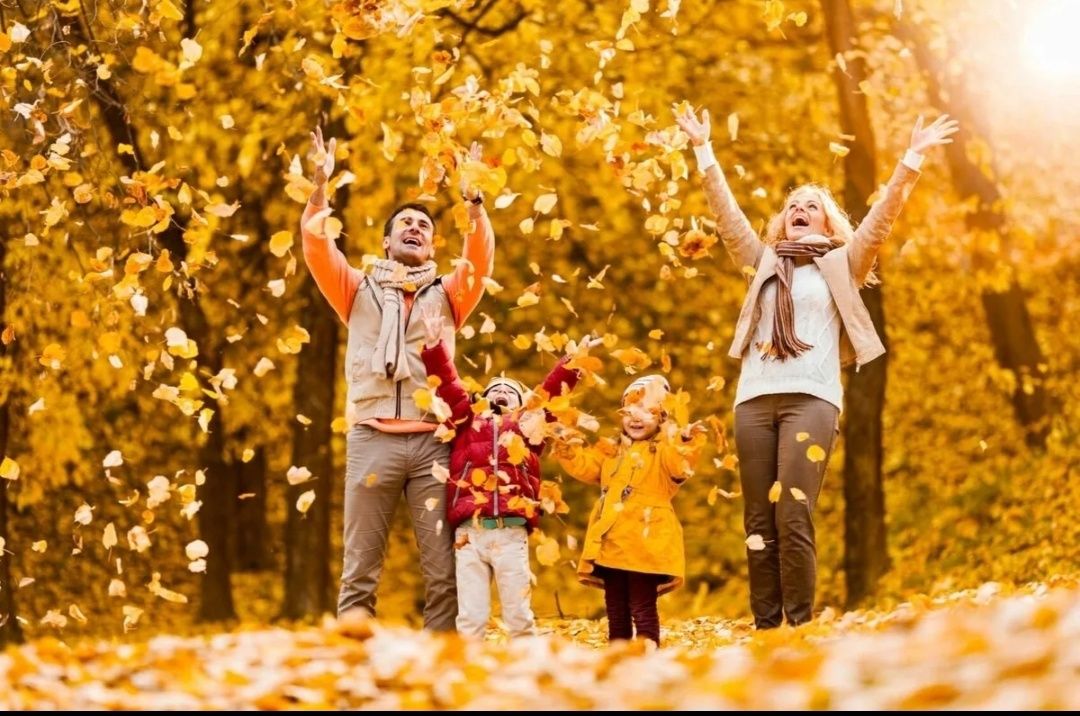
[0,237,22,646]
[900,22,1050,446]
[822,0,891,607]
[67,8,239,620]
[281,259,340,619]
[281,154,349,619]
[234,444,271,572]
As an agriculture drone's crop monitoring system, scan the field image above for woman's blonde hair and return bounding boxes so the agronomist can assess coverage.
[762,183,879,285]
[763,183,854,246]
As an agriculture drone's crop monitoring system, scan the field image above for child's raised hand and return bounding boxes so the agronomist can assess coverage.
[908,114,959,154]
[566,333,604,358]
[420,302,444,348]
[680,420,709,441]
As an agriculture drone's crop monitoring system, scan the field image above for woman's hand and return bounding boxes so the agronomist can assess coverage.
[674,105,712,147]
[908,114,959,154]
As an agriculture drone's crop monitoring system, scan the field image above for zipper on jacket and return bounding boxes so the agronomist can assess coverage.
[395,381,402,418]
[452,461,470,506]
[492,417,500,517]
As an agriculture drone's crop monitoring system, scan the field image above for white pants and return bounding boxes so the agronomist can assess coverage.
[454,525,536,638]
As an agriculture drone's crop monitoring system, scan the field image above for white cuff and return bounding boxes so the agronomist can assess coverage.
[901,149,925,171]
[692,143,718,174]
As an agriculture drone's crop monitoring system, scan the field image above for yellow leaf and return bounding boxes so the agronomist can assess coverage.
[768,481,782,503]
[728,112,739,142]
[517,290,540,308]
[103,522,118,550]
[296,490,316,514]
[0,457,20,481]
[158,0,184,21]
[503,433,529,466]
[39,343,66,369]
[513,334,533,350]
[707,486,718,506]
[241,448,255,463]
[205,202,240,218]
[829,142,850,158]
[745,533,766,551]
[535,534,560,566]
[470,468,487,487]
[796,432,810,442]
[790,487,808,502]
[806,444,827,463]
[31,540,46,553]
[533,193,558,214]
[269,230,293,257]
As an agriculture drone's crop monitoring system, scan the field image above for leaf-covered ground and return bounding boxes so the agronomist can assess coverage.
[1,577,1077,709]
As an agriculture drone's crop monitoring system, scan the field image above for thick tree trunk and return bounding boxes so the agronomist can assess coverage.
[66,12,238,621]
[281,157,349,619]
[234,445,271,572]
[822,0,890,607]
[900,22,1050,446]
[0,237,22,646]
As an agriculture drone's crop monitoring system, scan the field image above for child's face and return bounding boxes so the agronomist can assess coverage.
[486,385,521,411]
[620,404,662,441]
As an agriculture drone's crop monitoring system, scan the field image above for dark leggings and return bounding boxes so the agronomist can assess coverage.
[597,566,664,645]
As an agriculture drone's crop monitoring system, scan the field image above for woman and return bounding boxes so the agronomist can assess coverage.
[675,106,957,628]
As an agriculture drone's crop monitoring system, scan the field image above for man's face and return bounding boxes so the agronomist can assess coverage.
[384,209,434,266]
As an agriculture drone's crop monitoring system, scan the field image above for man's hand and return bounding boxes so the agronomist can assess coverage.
[459,141,483,203]
[309,126,337,205]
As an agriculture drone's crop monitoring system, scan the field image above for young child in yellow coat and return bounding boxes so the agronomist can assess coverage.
[554,375,707,646]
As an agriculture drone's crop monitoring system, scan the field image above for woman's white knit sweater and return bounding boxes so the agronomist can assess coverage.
[734,263,844,411]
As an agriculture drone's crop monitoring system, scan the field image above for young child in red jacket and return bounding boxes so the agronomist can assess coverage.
[418,303,598,638]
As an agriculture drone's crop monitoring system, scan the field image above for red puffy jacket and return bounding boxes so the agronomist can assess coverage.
[420,341,580,531]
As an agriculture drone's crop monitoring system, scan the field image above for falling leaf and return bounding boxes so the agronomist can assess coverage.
[806,444,826,463]
[74,503,93,525]
[768,481,782,503]
[536,534,561,566]
[829,142,850,158]
[424,497,439,511]
[432,461,450,484]
[533,193,558,214]
[728,112,739,142]
[103,523,118,550]
[790,487,808,503]
[267,278,286,297]
[796,432,810,442]
[296,490,316,514]
[286,466,314,485]
[745,534,766,551]
[269,230,293,257]
[31,540,47,553]
[0,457,20,481]
[185,539,209,560]
[103,450,124,468]
[253,357,275,377]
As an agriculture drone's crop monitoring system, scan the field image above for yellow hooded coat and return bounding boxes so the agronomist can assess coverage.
[558,429,705,595]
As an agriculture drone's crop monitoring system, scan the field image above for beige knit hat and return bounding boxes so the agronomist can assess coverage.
[483,376,526,404]
[621,374,670,410]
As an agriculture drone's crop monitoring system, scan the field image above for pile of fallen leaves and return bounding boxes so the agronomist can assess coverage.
[1,579,1077,709]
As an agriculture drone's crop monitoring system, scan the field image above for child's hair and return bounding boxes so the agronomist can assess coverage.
[763,183,878,285]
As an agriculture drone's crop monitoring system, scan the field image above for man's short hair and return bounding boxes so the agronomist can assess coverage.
[383,202,436,238]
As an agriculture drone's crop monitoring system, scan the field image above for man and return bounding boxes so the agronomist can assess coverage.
[301,127,494,630]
